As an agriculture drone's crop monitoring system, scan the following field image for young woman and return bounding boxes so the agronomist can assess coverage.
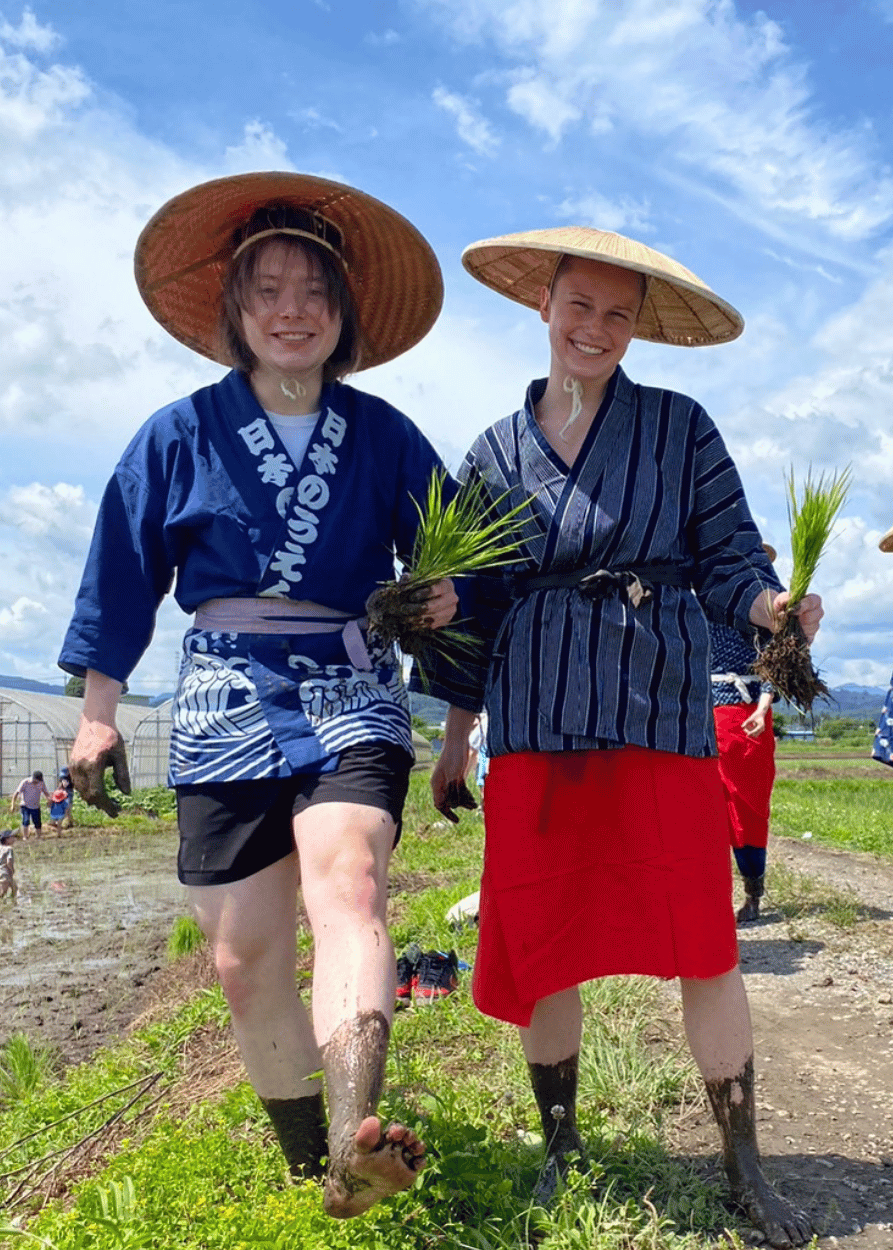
[427,227,819,1248]
[60,172,456,1218]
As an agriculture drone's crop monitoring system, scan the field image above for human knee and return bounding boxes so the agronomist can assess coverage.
[309,844,386,922]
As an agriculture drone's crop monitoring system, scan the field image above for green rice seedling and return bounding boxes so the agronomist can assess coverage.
[166,915,205,960]
[754,465,850,710]
[0,1033,59,1105]
[366,468,533,670]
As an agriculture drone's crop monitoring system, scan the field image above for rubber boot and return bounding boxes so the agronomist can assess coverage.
[704,1057,813,1248]
[260,1092,329,1180]
[736,874,764,924]
[527,1054,586,1205]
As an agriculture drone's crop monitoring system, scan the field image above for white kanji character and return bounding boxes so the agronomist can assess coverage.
[258,454,295,486]
[308,442,338,475]
[238,418,275,456]
[297,475,330,509]
[321,410,347,447]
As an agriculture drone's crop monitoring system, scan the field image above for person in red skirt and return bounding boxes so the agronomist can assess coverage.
[709,548,779,925]
[425,227,820,1248]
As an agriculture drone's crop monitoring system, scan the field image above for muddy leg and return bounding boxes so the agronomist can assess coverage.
[261,1093,329,1180]
[705,1058,813,1248]
[321,1010,423,1218]
[528,1053,587,1204]
[682,970,812,1249]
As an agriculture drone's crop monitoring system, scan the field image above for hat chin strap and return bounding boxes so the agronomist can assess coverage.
[559,376,584,440]
[280,378,308,401]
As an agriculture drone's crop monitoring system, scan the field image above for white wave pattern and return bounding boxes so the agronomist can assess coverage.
[169,635,414,784]
[170,651,292,782]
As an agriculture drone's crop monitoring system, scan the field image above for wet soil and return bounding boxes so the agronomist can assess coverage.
[0,827,184,1068]
[661,835,893,1247]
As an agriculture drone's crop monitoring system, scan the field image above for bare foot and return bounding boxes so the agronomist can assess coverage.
[728,1165,814,1248]
[323,1116,425,1219]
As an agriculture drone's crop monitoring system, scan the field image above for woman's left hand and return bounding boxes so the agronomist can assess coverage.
[752,590,824,644]
[421,578,458,631]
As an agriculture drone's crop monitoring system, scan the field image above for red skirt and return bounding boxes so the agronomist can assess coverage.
[713,704,775,850]
[473,746,738,1027]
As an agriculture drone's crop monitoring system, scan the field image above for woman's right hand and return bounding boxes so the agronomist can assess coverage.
[70,671,131,817]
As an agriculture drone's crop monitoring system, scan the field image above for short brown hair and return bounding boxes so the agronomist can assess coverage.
[218,204,363,381]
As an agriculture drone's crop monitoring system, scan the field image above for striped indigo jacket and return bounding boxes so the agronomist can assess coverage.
[421,368,783,759]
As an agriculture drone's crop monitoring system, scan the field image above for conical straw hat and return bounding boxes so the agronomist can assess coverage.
[462,226,743,347]
[880,524,893,553]
[135,171,443,370]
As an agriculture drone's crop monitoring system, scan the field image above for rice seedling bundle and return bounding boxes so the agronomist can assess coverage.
[753,465,850,711]
[366,469,531,663]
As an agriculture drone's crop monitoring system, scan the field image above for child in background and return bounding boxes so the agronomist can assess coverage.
[49,787,70,833]
[10,771,50,838]
[0,831,17,902]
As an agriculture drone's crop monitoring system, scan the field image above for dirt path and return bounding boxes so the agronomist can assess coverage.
[664,835,893,1247]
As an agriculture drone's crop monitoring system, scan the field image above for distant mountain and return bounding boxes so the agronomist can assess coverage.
[0,675,65,696]
[409,692,449,727]
[779,684,887,720]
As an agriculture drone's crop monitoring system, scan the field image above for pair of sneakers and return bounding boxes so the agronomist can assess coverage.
[396,943,459,1006]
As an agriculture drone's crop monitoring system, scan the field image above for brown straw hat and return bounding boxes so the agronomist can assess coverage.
[762,542,778,563]
[462,226,743,346]
[880,525,893,554]
[135,172,443,370]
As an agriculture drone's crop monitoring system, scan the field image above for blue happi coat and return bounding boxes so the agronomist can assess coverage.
[60,370,450,783]
[421,368,784,759]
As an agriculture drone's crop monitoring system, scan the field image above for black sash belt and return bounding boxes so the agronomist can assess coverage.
[508,562,693,608]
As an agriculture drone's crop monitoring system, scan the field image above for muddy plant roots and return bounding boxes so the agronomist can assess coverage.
[753,613,828,712]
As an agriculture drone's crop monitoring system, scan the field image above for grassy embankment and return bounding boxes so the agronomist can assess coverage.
[2,754,890,1249]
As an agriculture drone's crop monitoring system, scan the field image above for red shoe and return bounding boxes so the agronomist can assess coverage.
[414,950,459,1004]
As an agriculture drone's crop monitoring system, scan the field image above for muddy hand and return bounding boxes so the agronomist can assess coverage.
[70,735,131,817]
[435,778,478,824]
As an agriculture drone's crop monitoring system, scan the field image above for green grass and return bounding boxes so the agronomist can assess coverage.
[0,1036,59,1107]
[767,864,871,929]
[1,770,851,1249]
[166,916,205,960]
[771,777,893,857]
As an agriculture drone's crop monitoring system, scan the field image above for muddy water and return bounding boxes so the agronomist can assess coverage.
[0,829,188,1063]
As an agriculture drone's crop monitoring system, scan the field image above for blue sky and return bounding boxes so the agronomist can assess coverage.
[1,0,892,693]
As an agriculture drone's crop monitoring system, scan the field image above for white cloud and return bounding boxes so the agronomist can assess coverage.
[555,191,652,234]
[0,7,60,52]
[432,85,500,155]
[419,0,893,241]
[505,74,582,143]
[290,106,343,133]
[223,120,294,171]
[364,28,401,46]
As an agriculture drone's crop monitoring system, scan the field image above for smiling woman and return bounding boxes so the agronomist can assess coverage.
[425,224,822,1247]
[57,170,458,1219]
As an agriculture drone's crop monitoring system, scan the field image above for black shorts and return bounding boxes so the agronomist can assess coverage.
[176,741,413,886]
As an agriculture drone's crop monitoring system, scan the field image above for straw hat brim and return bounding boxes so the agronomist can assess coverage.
[462,227,743,347]
[880,525,893,553]
[135,172,443,370]
[762,543,777,563]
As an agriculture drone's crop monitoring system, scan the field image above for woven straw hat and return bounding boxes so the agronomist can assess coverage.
[762,543,778,563]
[135,172,443,370]
[462,226,743,346]
[880,525,893,554]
